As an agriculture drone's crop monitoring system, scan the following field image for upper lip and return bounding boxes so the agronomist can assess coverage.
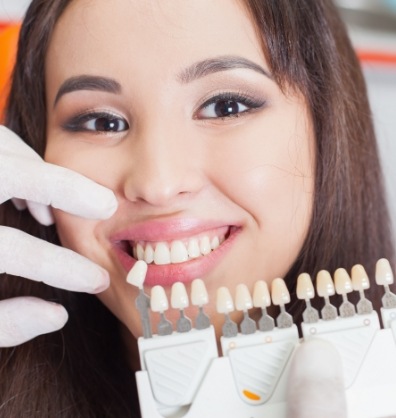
[109,218,236,243]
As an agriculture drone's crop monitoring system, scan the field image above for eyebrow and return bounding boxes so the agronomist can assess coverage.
[177,55,271,84]
[53,75,122,107]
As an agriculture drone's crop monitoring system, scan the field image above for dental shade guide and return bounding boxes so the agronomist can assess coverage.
[130,259,396,418]
[126,260,152,338]
[334,268,356,318]
[297,273,319,323]
[217,286,238,338]
[235,284,257,335]
[171,282,192,333]
[253,280,275,331]
[151,286,173,336]
[352,264,373,315]
[191,279,210,330]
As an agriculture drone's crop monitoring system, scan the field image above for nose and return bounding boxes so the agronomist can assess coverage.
[123,124,205,207]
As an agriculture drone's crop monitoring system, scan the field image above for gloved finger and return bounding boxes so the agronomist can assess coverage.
[0,125,42,159]
[0,226,109,293]
[0,126,118,220]
[286,339,347,418]
[0,297,68,347]
[12,197,27,210]
[0,156,118,219]
[26,200,55,226]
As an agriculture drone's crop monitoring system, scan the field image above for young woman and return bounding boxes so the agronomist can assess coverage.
[0,0,393,416]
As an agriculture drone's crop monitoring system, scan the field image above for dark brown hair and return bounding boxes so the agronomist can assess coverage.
[1,0,394,416]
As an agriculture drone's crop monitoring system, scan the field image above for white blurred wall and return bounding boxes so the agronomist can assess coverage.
[0,0,30,20]
[365,67,396,238]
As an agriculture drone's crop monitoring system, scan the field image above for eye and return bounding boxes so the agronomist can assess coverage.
[195,92,266,120]
[63,111,129,133]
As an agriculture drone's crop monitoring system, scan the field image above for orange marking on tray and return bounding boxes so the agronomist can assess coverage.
[243,389,261,401]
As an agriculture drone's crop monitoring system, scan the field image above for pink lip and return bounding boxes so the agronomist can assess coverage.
[111,218,230,242]
[110,219,240,287]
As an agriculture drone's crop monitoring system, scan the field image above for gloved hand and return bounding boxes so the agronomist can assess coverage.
[286,338,347,418]
[0,126,118,347]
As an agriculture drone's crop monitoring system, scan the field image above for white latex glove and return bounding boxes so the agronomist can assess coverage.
[0,126,118,347]
[286,339,347,418]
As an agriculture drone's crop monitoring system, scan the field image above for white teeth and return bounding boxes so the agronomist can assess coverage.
[144,243,154,264]
[154,242,171,265]
[191,279,209,306]
[351,264,370,291]
[334,268,353,294]
[170,240,189,264]
[126,260,148,288]
[200,236,211,255]
[216,287,235,314]
[136,243,144,261]
[376,258,394,285]
[316,270,335,297]
[211,236,220,250]
[151,285,169,312]
[271,278,290,306]
[297,273,315,300]
[171,282,189,309]
[187,239,200,258]
[235,284,253,311]
[132,231,226,265]
[253,280,271,308]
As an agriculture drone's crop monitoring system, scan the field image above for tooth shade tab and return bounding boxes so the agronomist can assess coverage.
[376,259,396,309]
[271,278,290,306]
[334,268,356,317]
[253,280,271,308]
[351,264,370,291]
[191,279,209,306]
[150,286,169,312]
[235,284,253,311]
[297,274,318,323]
[297,273,315,300]
[334,268,353,294]
[171,282,189,310]
[316,270,335,297]
[126,260,148,288]
[376,258,394,285]
[216,287,235,314]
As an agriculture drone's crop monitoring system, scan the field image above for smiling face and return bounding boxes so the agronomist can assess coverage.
[45,0,315,343]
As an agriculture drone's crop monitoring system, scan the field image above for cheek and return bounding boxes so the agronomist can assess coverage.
[210,122,315,224]
[45,139,118,191]
[207,107,315,270]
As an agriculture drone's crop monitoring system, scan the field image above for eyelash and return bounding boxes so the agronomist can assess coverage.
[62,110,129,134]
[195,92,266,120]
[61,92,266,134]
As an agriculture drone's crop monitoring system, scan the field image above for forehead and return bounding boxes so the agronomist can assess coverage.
[45,0,267,83]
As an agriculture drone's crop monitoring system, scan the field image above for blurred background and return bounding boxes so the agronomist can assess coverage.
[1,0,396,238]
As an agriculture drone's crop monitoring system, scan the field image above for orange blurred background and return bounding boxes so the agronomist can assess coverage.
[0,22,20,122]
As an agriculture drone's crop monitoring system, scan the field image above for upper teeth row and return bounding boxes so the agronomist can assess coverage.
[132,235,225,265]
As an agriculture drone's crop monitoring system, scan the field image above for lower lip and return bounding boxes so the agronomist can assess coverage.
[112,228,240,287]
